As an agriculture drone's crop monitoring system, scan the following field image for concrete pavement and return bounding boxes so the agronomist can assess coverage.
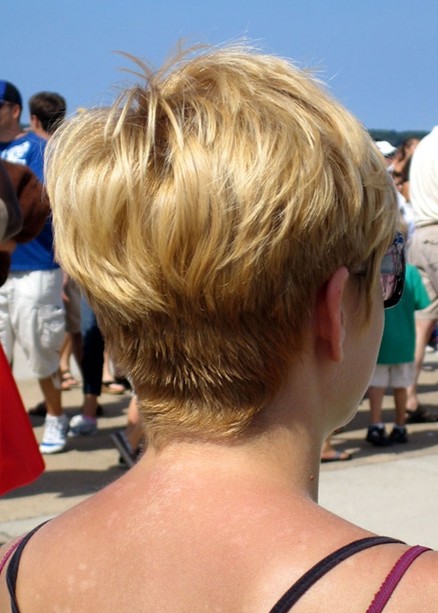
[0,373,131,543]
[1,349,438,548]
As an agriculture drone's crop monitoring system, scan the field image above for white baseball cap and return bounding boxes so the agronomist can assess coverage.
[375,140,396,157]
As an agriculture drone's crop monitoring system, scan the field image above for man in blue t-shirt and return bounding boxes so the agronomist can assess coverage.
[0,80,67,454]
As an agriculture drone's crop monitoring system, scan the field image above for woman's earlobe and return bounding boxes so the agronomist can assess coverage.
[316,266,349,362]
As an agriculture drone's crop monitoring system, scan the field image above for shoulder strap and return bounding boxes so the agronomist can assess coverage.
[6,521,49,613]
[366,545,430,613]
[269,536,404,613]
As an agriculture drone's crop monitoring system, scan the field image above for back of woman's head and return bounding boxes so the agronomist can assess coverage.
[46,45,396,447]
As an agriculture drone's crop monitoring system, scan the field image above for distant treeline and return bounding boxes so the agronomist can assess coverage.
[368,129,428,147]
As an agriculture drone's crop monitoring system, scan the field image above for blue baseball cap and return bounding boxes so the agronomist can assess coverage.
[0,80,22,108]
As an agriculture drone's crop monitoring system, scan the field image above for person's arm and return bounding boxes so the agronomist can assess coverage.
[0,162,51,288]
[0,161,22,242]
[2,160,50,243]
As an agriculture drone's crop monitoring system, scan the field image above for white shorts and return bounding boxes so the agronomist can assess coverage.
[370,362,416,389]
[0,268,65,378]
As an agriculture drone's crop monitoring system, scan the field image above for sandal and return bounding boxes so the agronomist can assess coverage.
[321,450,353,463]
[61,370,80,391]
[406,406,438,423]
[102,380,126,395]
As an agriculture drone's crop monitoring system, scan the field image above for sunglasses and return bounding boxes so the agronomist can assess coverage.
[381,231,405,309]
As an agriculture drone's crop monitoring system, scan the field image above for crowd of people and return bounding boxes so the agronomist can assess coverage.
[0,81,142,461]
[359,137,438,451]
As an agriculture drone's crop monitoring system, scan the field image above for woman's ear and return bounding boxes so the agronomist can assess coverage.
[315,266,349,362]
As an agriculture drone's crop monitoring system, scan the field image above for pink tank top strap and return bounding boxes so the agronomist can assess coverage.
[366,545,431,613]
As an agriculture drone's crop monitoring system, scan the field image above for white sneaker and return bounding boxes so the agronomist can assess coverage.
[39,414,68,454]
[68,414,98,436]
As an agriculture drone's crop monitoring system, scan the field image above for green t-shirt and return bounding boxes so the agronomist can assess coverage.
[377,264,431,364]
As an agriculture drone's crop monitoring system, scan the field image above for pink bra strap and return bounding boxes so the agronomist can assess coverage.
[0,538,25,576]
[367,545,431,613]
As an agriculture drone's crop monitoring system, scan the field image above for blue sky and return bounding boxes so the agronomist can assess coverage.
[3,1,438,131]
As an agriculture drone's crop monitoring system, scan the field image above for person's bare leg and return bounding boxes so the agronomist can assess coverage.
[102,350,125,393]
[39,373,62,417]
[58,332,79,389]
[60,331,82,374]
[367,386,385,424]
[82,393,99,419]
[391,387,409,443]
[102,350,113,383]
[59,333,72,373]
[394,387,407,426]
[125,396,145,450]
[406,318,436,411]
[366,386,391,445]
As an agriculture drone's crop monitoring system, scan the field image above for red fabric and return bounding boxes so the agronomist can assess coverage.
[0,344,45,495]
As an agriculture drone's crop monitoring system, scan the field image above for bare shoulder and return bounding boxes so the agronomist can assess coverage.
[0,476,138,610]
[0,507,113,612]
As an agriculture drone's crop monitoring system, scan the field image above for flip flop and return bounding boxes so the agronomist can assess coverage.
[321,450,353,463]
[102,380,126,395]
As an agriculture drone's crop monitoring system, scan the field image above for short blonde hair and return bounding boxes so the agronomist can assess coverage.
[46,45,396,447]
